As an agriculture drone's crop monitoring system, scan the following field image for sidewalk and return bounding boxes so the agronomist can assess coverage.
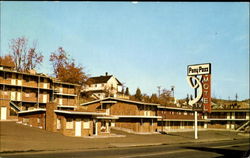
[0,121,248,154]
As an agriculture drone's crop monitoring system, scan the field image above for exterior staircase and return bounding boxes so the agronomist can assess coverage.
[10,101,21,112]
[236,121,250,132]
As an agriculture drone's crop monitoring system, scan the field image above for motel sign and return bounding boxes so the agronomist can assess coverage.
[187,63,211,113]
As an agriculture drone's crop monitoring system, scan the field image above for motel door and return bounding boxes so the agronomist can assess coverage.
[1,107,7,120]
[75,120,82,136]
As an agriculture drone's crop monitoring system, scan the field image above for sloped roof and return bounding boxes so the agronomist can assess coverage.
[86,75,122,85]
[80,97,160,106]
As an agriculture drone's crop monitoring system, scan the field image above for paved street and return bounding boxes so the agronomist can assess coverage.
[1,139,249,158]
[1,121,249,158]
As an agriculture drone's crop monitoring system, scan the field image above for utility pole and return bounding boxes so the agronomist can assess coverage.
[157,86,161,98]
[235,93,238,108]
[171,86,175,98]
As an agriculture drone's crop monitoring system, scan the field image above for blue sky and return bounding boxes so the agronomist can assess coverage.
[1,2,249,100]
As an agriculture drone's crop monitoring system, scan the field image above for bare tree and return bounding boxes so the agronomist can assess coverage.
[9,37,43,71]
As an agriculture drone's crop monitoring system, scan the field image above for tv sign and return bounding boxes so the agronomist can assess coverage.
[187,63,211,113]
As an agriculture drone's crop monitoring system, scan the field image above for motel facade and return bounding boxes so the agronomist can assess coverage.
[0,66,249,137]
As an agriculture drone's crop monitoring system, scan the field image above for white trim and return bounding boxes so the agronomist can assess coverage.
[97,116,119,119]
[116,115,162,119]
[211,109,250,112]
[53,93,77,97]
[100,101,117,104]
[81,99,103,106]
[54,110,106,116]
[57,105,77,108]
[207,118,248,121]
[18,109,46,114]
[158,119,210,122]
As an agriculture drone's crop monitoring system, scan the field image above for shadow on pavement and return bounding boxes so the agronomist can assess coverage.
[183,146,250,158]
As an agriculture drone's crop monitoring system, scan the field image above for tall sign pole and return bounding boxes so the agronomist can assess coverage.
[194,78,198,139]
[187,63,211,140]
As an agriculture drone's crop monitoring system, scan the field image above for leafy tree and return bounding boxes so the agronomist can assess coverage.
[49,47,87,85]
[0,55,15,68]
[158,88,174,105]
[8,37,43,71]
[134,88,142,101]
[150,93,159,103]
[142,93,150,102]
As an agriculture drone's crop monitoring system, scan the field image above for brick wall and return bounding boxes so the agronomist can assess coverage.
[111,102,139,115]
[84,102,102,112]
[115,118,157,133]
[55,114,94,137]
[18,112,45,129]
[45,102,57,132]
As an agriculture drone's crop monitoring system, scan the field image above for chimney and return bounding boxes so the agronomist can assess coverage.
[105,72,108,76]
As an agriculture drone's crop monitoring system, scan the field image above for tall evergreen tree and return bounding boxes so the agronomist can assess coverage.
[135,88,142,101]
[125,87,130,95]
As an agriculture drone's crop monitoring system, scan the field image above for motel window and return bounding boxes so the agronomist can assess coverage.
[25,92,30,97]
[37,118,41,124]
[57,119,61,129]
[140,120,143,126]
[83,119,90,129]
[2,91,8,95]
[150,120,154,126]
[66,118,73,129]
